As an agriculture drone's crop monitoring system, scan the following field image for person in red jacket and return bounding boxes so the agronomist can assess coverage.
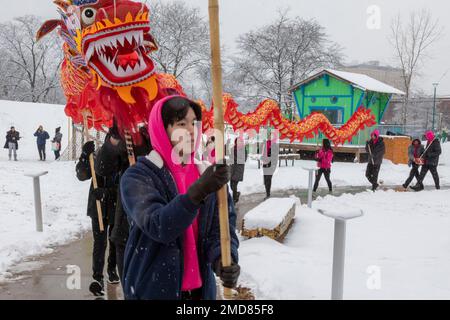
[313,139,334,193]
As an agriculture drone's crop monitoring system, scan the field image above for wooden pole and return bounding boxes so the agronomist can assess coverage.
[208,0,234,299]
[82,112,104,232]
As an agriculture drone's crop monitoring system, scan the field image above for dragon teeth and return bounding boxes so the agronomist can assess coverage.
[87,30,146,77]
[117,35,125,47]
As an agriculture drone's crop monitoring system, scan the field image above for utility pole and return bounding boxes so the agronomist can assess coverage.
[432,83,439,132]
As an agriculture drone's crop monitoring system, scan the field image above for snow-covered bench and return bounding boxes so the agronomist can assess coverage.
[242,198,297,241]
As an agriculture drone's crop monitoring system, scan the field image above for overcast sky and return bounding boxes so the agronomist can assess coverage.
[1,0,449,94]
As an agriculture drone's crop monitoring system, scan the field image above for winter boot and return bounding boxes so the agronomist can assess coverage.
[89,277,105,296]
[107,269,120,284]
[410,183,424,192]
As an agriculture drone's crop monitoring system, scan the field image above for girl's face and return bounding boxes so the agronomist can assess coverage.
[166,108,198,155]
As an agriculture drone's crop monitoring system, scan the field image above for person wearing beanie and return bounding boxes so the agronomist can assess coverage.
[365,129,385,191]
[411,131,441,191]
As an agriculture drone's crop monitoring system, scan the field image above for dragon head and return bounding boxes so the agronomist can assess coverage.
[37,0,159,105]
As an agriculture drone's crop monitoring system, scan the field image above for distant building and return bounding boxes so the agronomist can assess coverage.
[290,69,404,145]
[340,61,407,94]
[384,96,450,132]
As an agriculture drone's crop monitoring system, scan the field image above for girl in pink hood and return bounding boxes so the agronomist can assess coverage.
[120,96,240,300]
[313,139,334,193]
[411,131,441,191]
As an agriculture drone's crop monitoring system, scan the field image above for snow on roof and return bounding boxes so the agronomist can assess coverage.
[291,69,405,95]
[326,69,405,95]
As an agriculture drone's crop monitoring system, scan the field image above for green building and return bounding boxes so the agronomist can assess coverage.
[291,69,405,145]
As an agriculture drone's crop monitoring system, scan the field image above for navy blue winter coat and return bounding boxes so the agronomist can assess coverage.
[34,130,50,146]
[120,152,239,300]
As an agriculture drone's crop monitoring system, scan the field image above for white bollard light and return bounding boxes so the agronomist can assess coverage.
[24,171,48,232]
[318,209,364,300]
[302,166,317,208]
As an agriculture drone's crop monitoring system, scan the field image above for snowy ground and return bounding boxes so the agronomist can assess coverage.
[239,190,450,300]
[0,100,69,162]
[0,100,90,282]
[240,142,450,195]
[1,99,450,299]
[0,160,91,282]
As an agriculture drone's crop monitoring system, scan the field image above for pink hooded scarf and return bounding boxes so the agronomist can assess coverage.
[148,95,203,291]
[371,129,380,144]
[425,130,435,143]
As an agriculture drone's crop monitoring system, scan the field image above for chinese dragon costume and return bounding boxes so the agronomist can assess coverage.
[37,0,375,145]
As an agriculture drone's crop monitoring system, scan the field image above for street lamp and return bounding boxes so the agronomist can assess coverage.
[432,83,439,132]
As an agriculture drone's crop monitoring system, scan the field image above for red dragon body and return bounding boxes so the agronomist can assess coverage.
[38,0,375,146]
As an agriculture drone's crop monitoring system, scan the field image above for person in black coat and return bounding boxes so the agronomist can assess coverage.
[261,136,279,200]
[365,129,386,191]
[411,131,442,191]
[402,138,425,189]
[76,140,118,296]
[4,126,20,161]
[230,137,248,204]
[94,124,151,284]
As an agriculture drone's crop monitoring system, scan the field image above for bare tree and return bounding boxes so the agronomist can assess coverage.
[231,10,342,116]
[390,9,442,126]
[0,15,63,103]
[149,0,210,80]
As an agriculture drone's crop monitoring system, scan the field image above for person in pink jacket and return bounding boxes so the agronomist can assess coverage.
[313,139,334,193]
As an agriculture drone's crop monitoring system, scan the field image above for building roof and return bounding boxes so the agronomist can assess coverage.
[291,69,406,95]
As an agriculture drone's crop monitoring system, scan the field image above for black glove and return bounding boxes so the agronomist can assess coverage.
[93,188,108,201]
[187,163,231,205]
[214,260,240,289]
[82,141,95,157]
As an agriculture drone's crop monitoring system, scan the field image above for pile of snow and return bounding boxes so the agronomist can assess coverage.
[239,189,450,299]
[243,198,297,230]
[0,100,68,161]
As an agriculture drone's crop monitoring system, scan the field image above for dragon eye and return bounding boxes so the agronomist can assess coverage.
[81,7,97,25]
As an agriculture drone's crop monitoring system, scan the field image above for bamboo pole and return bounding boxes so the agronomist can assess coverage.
[208,0,234,300]
[82,112,104,232]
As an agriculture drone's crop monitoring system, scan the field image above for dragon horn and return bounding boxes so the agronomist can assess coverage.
[53,0,70,11]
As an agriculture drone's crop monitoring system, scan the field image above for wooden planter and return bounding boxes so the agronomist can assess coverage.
[242,200,296,242]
